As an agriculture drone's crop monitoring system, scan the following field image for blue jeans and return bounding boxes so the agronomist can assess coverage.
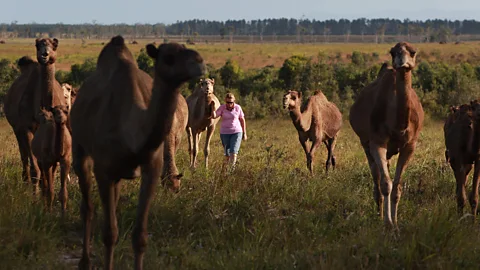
[220,132,243,156]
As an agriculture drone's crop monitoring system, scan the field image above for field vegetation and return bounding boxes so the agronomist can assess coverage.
[0,39,479,269]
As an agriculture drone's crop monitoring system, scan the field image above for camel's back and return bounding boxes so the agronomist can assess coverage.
[310,92,342,138]
[4,62,39,128]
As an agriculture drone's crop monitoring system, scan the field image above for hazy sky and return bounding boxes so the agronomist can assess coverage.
[2,0,480,24]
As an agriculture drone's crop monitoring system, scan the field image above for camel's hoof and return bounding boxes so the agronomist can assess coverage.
[78,257,92,270]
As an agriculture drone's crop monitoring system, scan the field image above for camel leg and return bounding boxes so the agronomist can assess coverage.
[391,143,417,227]
[298,137,310,173]
[451,162,471,214]
[59,158,70,215]
[204,125,216,169]
[45,165,55,211]
[470,159,480,217]
[369,143,393,227]
[95,168,120,270]
[13,130,30,183]
[161,134,181,191]
[133,157,161,270]
[186,127,194,168]
[362,143,383,219]
[191,132,200,169]
[26,130,41,187]
[324,136,337,172]
[75,145,95,270]
[308,139,322,175]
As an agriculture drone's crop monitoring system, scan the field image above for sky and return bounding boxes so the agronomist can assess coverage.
[2,0,480,24]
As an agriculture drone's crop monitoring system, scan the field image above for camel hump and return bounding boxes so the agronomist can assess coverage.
[111,35,125,46]
[17,56,36,67]
[377,62,391,77]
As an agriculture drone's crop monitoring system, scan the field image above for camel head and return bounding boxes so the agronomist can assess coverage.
[145,42,206,83]
[36,108,54,124]
[52,105,69,125]
[199,78,215,95]
[283,90,302,110]
[62,83,72,103]
[35,38,58,65]
[390,42,417,70]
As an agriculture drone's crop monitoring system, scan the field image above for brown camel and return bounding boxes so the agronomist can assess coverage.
[31,105,71,213]
[444,101,480,216]
[185,78,220,169]
[349,42,424,228]
[4,56,41,184]
[282,90,342,174]
[70,36,205,270]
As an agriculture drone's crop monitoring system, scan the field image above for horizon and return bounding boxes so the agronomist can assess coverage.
[2,0,480,25]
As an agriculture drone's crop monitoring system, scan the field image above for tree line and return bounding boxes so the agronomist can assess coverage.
[1,18,480,42]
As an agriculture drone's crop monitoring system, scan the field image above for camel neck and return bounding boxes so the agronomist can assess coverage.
[289,104,312,132]
[39,64,56,108]
[395,69,413,130]
[144,78,181,150]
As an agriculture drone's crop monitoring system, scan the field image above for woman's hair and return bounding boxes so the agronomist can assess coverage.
[225,92,235,100]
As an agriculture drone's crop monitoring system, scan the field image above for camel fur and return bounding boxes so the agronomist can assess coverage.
[186,78,220,169]
[283,90,342,174]
[349,42,424,228]
[70,36,205,270]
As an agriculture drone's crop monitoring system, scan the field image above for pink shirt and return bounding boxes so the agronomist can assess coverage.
[216,104,245,134]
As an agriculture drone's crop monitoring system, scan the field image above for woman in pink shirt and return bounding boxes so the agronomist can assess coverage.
[211,93,247,172]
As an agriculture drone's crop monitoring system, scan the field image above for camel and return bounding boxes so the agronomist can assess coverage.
[70,36,205,270]
[349,42,424,228]
[4,56,41,184]
[444,101,480,216]
[31,105,71,213]
[283,90,342,174]
[185,78,220,169]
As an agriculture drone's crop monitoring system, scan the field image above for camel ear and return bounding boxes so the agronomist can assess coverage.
[146,44,158,59]
[199,78,204,83]
[211,78,215,85]
[35,38,41,48]
[52,38,59,51]
[298,92,302,99]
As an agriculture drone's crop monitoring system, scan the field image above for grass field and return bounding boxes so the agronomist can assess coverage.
[1,113,479,269]
[1,38,480,71]
[1,39,480,269]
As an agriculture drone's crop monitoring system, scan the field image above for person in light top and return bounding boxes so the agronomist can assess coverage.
[211,92,247,172]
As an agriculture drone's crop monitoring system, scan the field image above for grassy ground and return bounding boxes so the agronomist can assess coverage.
[1,114,479,269]
[1,38,480,71]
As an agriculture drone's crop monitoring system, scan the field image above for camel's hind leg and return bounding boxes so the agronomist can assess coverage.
[133,155,161,270]
[74,145,95,270]
[362,142,383,219]
[204,125,216,169]
[450,161,472,214]
[161,133,182,192]
[307,139,322,175]
[59,157,71,215]
[324,136,337,172]
[369,143,393,227]
[391,143,417,228]
[470,158,480,217]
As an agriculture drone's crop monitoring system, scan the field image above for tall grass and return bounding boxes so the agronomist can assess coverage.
[0,115,479,269]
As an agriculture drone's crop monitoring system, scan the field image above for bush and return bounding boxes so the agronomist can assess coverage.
[70,58,96,87]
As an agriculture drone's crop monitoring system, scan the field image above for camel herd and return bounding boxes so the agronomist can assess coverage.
[1,37,476,268]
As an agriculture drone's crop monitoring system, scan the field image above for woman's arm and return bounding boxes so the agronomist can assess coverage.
[210,103,221,119]
[240,117,247,140]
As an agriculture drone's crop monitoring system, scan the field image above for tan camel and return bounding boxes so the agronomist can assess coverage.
[4,56,41,184]
[31,105,71,213]
[444,101,480,216]
[283,90,342,174]
[70,36,205,270]
[349,42,424,228]
[186,78,220,169]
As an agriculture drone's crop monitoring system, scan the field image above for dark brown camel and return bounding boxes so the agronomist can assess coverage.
[283,90,343,174]
[444,101,480,216]
[349,42,424,228]
[70,36,205,270]
[31,105,71,213]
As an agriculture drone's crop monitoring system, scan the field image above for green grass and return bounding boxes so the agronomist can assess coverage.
[1,115,479,269]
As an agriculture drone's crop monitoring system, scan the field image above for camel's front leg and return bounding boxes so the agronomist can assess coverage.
[298,136,310,173]
[59,158,71,215]
[191,132,201,169]
[186,127,194,167]
[324,136,337,172]
[308,139,322,175]
[204,125,216,169]
[391,143,416,228]
[470,158,480,217]
[369,143,393,227]
[362,142,383,219]
[95,168,120,270]
[134,155,161,270]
